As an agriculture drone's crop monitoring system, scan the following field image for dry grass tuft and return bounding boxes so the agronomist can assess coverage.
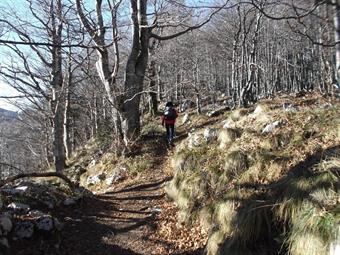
[224,150,248,178]
[171,150,199,172]
[198,206,214,233]
[205,230,225,255]
[288,232,329,255]
[218,128,241,149]
[214,201,237,235]
[232,200,272,243]
[229,108,250,121]
[219,241,253,255]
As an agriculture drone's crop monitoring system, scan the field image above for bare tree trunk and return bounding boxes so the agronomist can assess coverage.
[231,5,241,103]
[51,0,65,172]
[175,73,180,101]
[240,11,262,107]
[75,0,122,140]
[333,0,340,85]
[43,120,52,167]
[51,92,65,172]
[148,60,158,115]
[94,97,99,134]
[121,0,149,145]
[196,92,202,114]
[157,64,163,101]
[63,76,72,159]
[63,34,73,160]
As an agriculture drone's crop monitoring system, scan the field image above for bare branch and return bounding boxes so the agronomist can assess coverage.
[0,95,42,99]
[150,1,230,41]
[0,170,76,191]
[0,38,110,48]
[0,162,23,173]
[250,0,324,21]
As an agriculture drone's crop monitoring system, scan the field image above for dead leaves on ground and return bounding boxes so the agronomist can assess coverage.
[150,201,208,254]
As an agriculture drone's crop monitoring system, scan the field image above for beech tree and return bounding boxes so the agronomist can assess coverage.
[0,0,69,172]
[75,0,227,146]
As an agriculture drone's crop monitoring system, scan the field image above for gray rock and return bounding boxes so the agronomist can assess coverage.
[207,107,229,117]
[0,237,9,248]
[253,105,267,115]
[43,201,55,209]
[87,173,106,185]
[262,120,283,134]
[283,103,298,112]
[180,99,195,112]
[14,221,34,239]
[7,202,30,213]
[0,215,12,235]
[181,113,190,125]
[203,128,217,142]
[90,159,97,167]
[106,167,128,185]
[28,210,45,218]
[63,198,77,206]
[188,132,204,149]
[36,216,54,232]
[222,119,236,129]
[2,186,29,195]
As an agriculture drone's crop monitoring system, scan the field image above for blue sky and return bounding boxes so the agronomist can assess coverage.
[0,82,21,111]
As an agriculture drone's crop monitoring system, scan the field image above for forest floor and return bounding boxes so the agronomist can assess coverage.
[55,134,207,255]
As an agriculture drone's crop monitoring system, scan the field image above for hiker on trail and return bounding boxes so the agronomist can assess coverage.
[161,101,178,146]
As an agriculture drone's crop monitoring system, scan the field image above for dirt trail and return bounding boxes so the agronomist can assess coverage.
[60,178,169,254]
[57,135,204,255]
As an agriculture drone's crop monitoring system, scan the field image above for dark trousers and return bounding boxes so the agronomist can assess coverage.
[165,124,175,144]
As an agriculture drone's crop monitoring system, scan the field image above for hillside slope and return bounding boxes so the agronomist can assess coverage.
[0,108,17,121]
[166,93,340,255]
[1,93,339,255]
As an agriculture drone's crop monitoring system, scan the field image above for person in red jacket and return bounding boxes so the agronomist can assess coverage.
[161,101,178,146]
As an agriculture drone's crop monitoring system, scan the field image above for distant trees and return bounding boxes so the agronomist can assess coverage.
[0,111,47,178]
[154,1,340,108]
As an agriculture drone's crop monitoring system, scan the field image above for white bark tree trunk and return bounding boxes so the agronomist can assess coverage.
[63,77,71,160]
[333,0,340,86]
[75,0,122,139]
[51,0,65,172]
[121,0,149,145]
[240,11,263,107]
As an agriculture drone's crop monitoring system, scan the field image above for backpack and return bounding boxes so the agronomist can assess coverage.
[164,106,176,120]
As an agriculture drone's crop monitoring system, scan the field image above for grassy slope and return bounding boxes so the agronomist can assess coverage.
[165,93,340,255]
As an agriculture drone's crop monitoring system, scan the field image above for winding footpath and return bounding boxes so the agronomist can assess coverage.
[57,137,204,255]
